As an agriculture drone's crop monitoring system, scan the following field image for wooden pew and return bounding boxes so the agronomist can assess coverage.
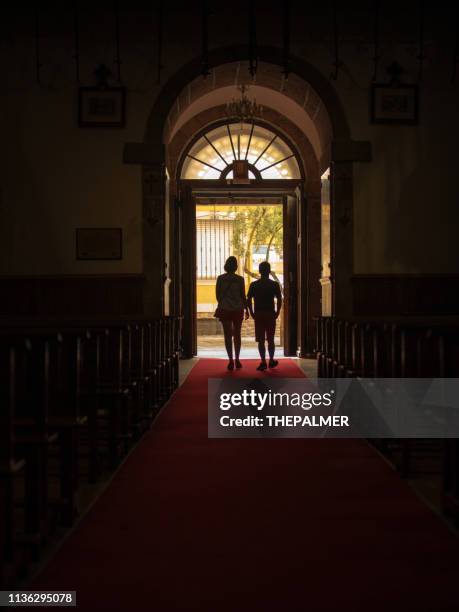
[0,314,181,584]
[9,334,58,558]
[1,326,98,529]
[435,326,459,525]
[5,329,94,532]
[0,343,26,587]
[315,315,459,522]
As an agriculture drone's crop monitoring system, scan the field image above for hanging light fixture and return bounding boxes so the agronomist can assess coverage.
[248,0,258,78]
[282,1,291,80]
[201,0,211,78]
[225,84,263,127]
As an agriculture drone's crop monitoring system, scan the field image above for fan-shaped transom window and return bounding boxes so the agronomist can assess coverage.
[180,123,301,180]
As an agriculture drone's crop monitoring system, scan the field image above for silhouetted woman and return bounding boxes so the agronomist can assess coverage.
[215,256,249,370]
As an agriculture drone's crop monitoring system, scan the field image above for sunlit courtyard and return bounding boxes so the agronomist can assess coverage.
[196,202,284,356]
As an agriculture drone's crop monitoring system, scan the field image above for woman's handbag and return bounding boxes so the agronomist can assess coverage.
[214,277,236,318]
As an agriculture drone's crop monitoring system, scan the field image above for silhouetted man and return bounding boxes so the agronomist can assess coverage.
[247,261,282,371]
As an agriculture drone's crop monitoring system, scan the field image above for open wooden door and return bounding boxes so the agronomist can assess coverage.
[179,182,197,357]
[283,194,298,356]
[296,185,308,356]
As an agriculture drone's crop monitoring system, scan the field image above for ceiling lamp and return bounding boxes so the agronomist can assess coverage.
[226,85,263,126]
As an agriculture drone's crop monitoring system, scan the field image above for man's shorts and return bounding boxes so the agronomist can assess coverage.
[254,311,276,342]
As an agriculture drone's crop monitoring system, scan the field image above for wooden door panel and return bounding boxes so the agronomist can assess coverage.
[180,184,197,357]
[283,195,298,356]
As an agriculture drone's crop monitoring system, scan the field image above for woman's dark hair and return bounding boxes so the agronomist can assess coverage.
[224,256,238,273]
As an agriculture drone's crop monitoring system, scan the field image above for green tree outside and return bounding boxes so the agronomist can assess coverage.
[230,205,283,289]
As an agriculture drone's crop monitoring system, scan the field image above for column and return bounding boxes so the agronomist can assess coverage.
[330,161,353,317]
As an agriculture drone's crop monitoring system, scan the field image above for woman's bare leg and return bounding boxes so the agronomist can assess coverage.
[221,320,234,361]
[233,319,242,361]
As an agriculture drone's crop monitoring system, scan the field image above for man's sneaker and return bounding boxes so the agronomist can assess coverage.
[256,362,268,371]
[268,359,279,368]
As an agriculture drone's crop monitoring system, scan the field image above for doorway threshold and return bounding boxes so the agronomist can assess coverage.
[197,347,285,359]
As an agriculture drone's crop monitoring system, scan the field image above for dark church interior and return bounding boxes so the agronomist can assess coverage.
[1,1,459,610]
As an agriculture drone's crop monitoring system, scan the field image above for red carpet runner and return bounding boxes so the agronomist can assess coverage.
[34,359,459,611]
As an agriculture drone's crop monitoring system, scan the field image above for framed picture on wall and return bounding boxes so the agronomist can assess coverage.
[370,84,418,125]
[76,228,123,260]
[78,87,126,127]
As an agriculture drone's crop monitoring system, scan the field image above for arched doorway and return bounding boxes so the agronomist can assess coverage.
[176,118,304,357]
[165,99,323,358]
[123,47,367,357]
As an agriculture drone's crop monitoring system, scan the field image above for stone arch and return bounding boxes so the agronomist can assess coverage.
[124,45,370,330]
[142,46,351,156]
